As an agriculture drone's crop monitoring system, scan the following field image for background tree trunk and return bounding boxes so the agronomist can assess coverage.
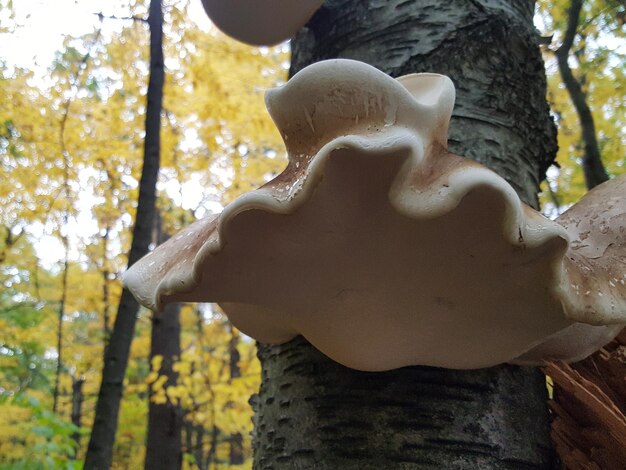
[145,301,183,470]
[84,0,164,468]
[52,247,68,414]
[555,0,609,190]
[228,324,244,465]
[71,375,85,455]
[145,219,183,469]
[252,1,558,468]
[101,225,112,358]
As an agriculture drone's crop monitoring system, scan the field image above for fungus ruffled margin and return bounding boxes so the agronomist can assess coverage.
[124,59,626,371]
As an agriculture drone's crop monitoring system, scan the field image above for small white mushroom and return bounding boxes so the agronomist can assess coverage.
[200,0,324,46]
[124,59,626,371]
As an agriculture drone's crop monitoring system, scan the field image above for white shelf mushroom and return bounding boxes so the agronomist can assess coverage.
[200,0,324,46]
[124,59,626,371]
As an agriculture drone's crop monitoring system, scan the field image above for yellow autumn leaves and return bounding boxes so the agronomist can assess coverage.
[1,0,286,467]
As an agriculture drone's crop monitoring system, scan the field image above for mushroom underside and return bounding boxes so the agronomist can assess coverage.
[160,148,576,370]
[123,59,626,371]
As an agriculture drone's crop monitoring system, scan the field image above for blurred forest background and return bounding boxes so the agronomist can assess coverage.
[0,0,623,468]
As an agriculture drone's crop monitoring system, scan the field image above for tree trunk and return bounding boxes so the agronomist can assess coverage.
[102,225,112,359]
[145,220,183,469]
[52,247,69,414]
[207,425,219,470]
[84,0,164,468]
[145,302,183,470]
[555,0,609,190]
[71,375,85,455]
[253,1,557,468]
[184,422,208,470]
[228,324,244,465]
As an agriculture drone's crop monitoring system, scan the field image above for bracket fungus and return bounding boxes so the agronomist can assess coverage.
[124,59,626,371]
[200,0,324,46]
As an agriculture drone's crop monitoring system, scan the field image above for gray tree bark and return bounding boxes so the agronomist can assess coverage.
[252,1,558,468]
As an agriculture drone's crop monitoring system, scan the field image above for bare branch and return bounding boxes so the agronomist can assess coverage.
[94,12,148,24]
